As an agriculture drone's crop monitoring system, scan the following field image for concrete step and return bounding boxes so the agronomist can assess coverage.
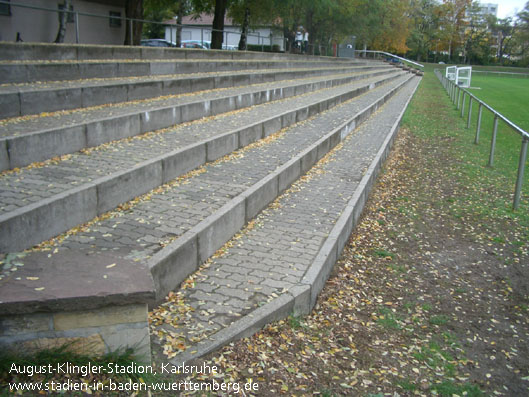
[150,74,422,366]
[0,42,360,63]
[0,58,364,85]
[0,64,393,118]
[0,72,420,361]
[0,71,409,253]
[0,68,398,171]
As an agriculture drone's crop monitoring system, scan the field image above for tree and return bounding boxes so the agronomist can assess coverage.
[124,0,144,46]
[407,0,443,62]
[55,0,72,43]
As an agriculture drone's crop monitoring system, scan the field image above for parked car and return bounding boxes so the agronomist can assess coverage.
[181,40,211,49]
[140,39,177,47]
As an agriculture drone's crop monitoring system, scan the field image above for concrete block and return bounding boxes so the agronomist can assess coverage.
[7,125,86,168]
[163,78,192,95]
[54,304,147,331]
[100,322,151,363]
[301,146,318,174]
[211,96,236,116]
[214,75,234,89]
[308,103,320,118]
[113,48,143,60]
[296,107,310,123]
[244,174,278,221]
[162,143,206,183]
[0,313,51,336]
[304,238,338,308]
[127,81,163,101]
[329,130,341,149]
[181,101,210,123]
[78,62,118,79]
[238,124,263,148]
[231,74,251,88]
[20,334,107,357]
[316,138,331,160]
[78,46,113,60]
[174,62,197,74]
[150,62,178,75]
[196,197,246,263]
[149,234,198,302]
[290,285,311,316]
[235,93,253,108]
[332,208,355,255]
[86,114,141,147]
[96,161,163,214]
[0,65,27,84]
[278,159,301,193]
[0,93,21,118]
[20,88,82,115]
[0,140,9,172]
[190,76,215,92]
[82,84,128,108]
[117,62,150,77]
[281,111,297,129]
[0,184,98,253]
[197,61,219,73]
[26,63,80,83]
[206,132,238,161]
[140,106,181,134]
[263,117,282,137]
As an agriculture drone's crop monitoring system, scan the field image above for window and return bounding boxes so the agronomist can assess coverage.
[109,11,121,28]
[58,2,74,23]
[0,0,11,16]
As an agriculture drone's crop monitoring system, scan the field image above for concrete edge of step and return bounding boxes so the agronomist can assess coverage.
[0,72,407,253]
[0,68,400,172]
[0,65,391,119]
[166,75,422,367]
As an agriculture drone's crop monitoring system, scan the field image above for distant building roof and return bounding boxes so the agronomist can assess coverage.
[165,13,235,27]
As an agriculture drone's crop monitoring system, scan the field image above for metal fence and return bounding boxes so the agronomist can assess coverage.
[0,0,332,55]
[354,50,424,72]
[435,69,528,211]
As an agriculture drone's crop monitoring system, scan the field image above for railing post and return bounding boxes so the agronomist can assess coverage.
[475,103,483,144]
[129,19,133,46]
[75,12,79,44]
[513,137,528,210]
[467,97,472,128]
[201,28,204,46]
[489,115,499,167]
[457,87,461,109]
[461,92,466,117]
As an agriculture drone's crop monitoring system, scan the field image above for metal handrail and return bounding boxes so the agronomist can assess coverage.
[435,68,528,210]
[354,50,424,69]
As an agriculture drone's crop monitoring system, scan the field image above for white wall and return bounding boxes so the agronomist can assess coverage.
[166,25,284,50]
[0,0,125,45]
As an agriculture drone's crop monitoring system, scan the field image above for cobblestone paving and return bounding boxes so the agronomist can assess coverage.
[0,67,391,137]
[149,76,421,360]
[0,73,410,290]
[0,72,405,216]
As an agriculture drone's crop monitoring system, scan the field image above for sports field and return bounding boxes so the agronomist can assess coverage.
[454,71,529,182]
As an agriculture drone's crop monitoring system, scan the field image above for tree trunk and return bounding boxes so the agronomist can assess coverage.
[124,0,143,46]
[211,0,228,50]
[238,6,250,51]
[176,1,183,47]
[55,0,71,43]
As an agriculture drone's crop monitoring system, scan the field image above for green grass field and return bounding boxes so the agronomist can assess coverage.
[432,66,529,208]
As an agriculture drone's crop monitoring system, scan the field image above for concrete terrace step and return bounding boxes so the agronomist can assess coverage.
[0,73,420,361]
[0,42,360,63]
[0,64,393,118]
[0,72,416,318]
[0,67,399,171]
[151,75,422,366]
[0,58,363,85]
[0,71,409,253]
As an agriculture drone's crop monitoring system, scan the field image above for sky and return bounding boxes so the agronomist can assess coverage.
[495,0,527,18]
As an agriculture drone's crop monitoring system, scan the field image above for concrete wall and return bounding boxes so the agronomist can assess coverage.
[0,0,125,45]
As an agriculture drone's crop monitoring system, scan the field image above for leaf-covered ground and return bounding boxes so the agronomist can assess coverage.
[179,72,529,396]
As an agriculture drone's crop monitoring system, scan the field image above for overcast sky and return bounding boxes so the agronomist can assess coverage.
[496,0,527,18]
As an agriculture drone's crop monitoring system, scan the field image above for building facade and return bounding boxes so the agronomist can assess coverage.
[0,0,126,44]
